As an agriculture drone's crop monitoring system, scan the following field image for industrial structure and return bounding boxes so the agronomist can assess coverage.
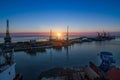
[4,19,11,44]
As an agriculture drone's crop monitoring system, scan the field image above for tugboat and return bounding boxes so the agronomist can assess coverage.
[99,51,115,72]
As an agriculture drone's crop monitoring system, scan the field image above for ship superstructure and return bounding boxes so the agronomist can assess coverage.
[0,49,16,80]
[99,51,115,72]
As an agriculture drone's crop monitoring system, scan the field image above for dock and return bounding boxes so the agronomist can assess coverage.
[0,34,115,53]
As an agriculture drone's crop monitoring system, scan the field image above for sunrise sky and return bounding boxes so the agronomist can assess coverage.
[0,0,120,35]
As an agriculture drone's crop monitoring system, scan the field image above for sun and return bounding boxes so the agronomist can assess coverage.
[56,32,62,40]
[57,33,61,37]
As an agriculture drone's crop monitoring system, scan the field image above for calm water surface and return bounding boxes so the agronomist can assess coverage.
[13,38,120,80]
[0,37,120,80]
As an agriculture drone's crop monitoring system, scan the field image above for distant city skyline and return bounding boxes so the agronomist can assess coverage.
[0,0,120,34]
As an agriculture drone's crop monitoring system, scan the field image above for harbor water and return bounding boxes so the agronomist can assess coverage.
[0,36,120,80]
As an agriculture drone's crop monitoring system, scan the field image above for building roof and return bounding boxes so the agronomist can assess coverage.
[107,68,120,80]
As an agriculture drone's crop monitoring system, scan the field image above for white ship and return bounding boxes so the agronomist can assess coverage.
[0,49,16,80]
[0,19,23,80]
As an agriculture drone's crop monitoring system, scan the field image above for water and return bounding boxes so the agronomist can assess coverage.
[0,36,120,80]
[0,36,48,43]
[0,36,80,43]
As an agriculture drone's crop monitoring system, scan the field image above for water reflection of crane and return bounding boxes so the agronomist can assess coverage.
[65,26,70,61]
[50,48,53,62]
[64,46,69,61]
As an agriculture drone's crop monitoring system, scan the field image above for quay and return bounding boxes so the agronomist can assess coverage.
[0,33,115,52]
[0,35,115,52]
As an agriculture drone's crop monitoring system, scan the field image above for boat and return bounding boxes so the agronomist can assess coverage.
[0,49,16,80]
[0,19,23,80]
[99,51,115,72]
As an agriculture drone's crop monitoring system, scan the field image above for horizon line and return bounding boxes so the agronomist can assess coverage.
[0,31,120,37]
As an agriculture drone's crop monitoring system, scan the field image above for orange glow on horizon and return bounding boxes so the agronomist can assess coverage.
[55,32,62,39]
[57,33,61,37]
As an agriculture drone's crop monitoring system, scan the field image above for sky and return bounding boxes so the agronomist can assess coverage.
[0,0,120,34]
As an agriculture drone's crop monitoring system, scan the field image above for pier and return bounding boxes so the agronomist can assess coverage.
[0,35,115,53]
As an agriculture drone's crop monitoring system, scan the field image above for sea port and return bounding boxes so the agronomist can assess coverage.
[0,0,120,80]
[0,19,120,80]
